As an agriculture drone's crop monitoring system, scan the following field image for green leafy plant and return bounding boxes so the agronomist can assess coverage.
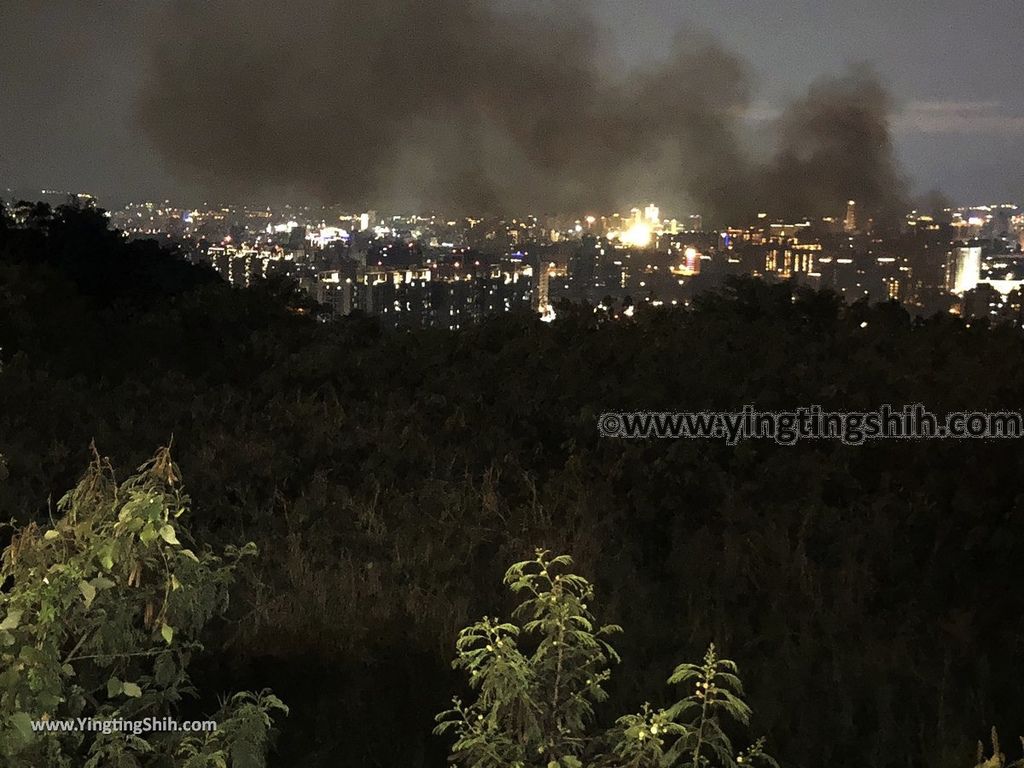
[0,446,286,767]
[974,728,1024,768]
[435,551,622,768]
[607,644,775,768]
[436,550,775,768]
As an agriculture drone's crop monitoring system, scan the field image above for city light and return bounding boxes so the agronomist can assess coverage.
[619,221,653,248]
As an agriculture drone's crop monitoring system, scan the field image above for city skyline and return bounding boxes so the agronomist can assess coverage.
[7,188,1012,330]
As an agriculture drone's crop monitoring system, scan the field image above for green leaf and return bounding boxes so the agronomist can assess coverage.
[79,580,97,608]
[43,530,59,540]
[139,524,159,545]
[98,541,115,570]
[180,548,199,562]
[9,711,34,745]
[19,646,44,664]
[0,609,23,631]
[107,676,123,698]
[160,623,174,645]
[158,525,180,546]
[122,681,142,698]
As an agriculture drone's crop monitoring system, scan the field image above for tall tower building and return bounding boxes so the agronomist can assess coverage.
[844,200,857,233]
[945,244,982,295]
[535,264,551,311]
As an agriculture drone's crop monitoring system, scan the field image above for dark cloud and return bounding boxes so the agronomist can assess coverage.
[136,0,907,222]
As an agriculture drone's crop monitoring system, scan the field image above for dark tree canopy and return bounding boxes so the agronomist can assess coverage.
[1,205,1023,767]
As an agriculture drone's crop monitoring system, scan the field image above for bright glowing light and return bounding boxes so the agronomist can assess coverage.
[315,227,349,246]
[619,222,653,248]
[272,220,298,234]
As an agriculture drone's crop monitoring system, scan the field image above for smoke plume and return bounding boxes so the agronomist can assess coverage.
[757,65,908,225]
[136,0,907,223]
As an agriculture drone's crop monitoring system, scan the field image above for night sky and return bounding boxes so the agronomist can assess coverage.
[1,0,1022,209]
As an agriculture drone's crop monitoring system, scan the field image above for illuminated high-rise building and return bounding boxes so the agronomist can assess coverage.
[535,263,552,311]
[844,200,857,233]
[644,203,660,224]
[945,244,982,295]
[683,246,700,275]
